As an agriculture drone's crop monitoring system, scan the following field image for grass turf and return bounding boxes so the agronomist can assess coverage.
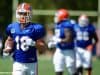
[0,55,100,75]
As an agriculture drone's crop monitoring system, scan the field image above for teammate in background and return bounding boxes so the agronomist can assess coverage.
[48,9,77,75]
[74,14,98,75]
[3,3,46,75]
[0,34,2,49]
[0,34,3,56]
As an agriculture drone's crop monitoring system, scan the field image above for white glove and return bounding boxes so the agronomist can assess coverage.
[26,39,36,46]
[2,50,10,58]
[48,41,56,49]
[52,36,61,43]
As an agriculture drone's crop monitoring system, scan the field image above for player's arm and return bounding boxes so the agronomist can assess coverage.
[86,31,98,51]
[0,39,2,49]
[0,35,3,49]
[3,36,14,53]
[60,28,73,43]
[93,31,98,44]
[36,38,48,54]
[48,36,60,49]
[34,24,48,54]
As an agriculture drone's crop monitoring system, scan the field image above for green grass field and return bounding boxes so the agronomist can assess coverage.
[0,55,100,75]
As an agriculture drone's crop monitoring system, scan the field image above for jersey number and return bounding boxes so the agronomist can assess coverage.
[76,31,89,40]
[15,36,31,51]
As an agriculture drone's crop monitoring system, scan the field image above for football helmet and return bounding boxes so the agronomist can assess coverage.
[16,3,32,24]
[78,14,89,27]
[54,9,69,23]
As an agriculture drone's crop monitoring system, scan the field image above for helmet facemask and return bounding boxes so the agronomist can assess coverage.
[16,3,32,24]
[78,14,89,27]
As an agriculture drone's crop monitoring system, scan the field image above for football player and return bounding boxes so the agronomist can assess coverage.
[3,2,46,75]
[0,34,2,50]
[75,14,98,75]
[48,9,77,75]
[0,34,3,56]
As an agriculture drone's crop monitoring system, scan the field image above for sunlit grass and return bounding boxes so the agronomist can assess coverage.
[0,55,100,75]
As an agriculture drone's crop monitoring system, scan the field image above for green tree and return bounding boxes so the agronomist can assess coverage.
[0,0,12,37]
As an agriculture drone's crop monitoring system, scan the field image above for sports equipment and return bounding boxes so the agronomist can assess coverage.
[26,38,36,46]
[78,14,89,27]
[16,3,32,23]
[48,36,61,48]
[54,9,69,23]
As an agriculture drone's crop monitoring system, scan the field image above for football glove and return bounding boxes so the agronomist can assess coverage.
[26,39,36,46]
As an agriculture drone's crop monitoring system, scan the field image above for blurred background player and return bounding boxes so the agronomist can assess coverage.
[74,14,98,75]
[48,9,77,75]
[0,33,3,56]
[3,2,46,75]
[0,34,3,50]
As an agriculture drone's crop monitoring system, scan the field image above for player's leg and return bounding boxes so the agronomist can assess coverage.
[76,66,83,75]
[53,48,65,75]
[85,68,92,75]
[83,50,92,75]
[12,62,26,75]
[76,47,84,75]
[64,50,77,75]
[27,63,38,75]
[56,72,63,75]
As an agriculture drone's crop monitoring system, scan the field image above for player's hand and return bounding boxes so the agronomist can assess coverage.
[3,46,12,57]
[4,36,14,53]
[60,39,67,43]
[3,51,10,57]
[3,46,13,53]
[26,39,36,46]
[86,45,93,52]
[48,41,56,49]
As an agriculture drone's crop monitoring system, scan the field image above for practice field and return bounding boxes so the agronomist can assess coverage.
[0,55,100,75]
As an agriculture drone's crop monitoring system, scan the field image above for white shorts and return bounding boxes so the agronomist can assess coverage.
[76,47,92,69]
[12,62,38,75]
[53,48,76,74]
